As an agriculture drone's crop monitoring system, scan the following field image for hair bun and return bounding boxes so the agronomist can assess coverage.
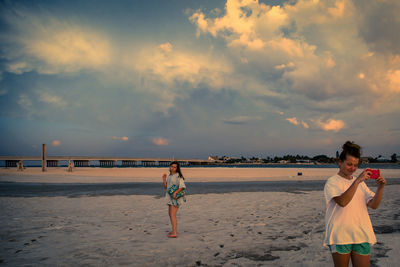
[343,141,354,150]
[339,141,361,160]
[342,141,360,151]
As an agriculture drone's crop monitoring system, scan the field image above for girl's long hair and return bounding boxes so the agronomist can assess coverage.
[169,161,184,180]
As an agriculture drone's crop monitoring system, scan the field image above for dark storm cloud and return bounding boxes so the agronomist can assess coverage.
[354,0,400,55]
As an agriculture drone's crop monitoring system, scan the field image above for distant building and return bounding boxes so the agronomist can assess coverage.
[223,156,236,161]
[208,156,220,162]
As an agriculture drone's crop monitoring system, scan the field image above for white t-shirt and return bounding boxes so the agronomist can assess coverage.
[323,174,376,246]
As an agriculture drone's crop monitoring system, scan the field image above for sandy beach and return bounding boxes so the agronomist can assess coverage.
[1,167,400,183]
[1,167,399,266]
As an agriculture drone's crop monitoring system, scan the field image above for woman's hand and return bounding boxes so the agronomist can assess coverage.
[356,169,370,183]
[376,175,386,188]
[172,192,177,199]
[162,174,167,180]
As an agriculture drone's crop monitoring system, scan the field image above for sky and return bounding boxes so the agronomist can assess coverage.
[0,0,399,159]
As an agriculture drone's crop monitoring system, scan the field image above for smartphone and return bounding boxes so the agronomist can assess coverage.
[369,169,380,179]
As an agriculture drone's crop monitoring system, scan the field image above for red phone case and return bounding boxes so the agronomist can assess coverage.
[370,169,380,179]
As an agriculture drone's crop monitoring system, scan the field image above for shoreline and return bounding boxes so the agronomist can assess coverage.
[2,179,400,198]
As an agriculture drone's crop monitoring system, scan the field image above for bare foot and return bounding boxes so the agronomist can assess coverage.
[168,233,178,238]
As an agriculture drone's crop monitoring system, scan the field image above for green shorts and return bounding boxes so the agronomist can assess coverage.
[328,243,370,255]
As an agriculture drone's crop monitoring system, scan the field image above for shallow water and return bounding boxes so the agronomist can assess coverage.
[1,178,400,197]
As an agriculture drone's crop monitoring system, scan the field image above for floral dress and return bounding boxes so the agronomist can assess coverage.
[165,173,186,206]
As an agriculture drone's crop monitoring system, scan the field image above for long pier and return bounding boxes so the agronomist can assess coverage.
[1,144,215,171]
[0,156,214,168]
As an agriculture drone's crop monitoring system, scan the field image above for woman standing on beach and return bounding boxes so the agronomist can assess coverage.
[323,141,386,267]
[162,161,186,238]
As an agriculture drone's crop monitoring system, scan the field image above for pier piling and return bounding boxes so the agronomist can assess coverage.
[42,144,47,172]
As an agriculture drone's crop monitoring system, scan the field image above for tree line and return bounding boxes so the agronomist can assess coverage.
[218,153,398,164]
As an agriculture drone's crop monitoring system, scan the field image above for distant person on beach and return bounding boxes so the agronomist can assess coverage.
[323,141,386,267]
[162,161,186,238]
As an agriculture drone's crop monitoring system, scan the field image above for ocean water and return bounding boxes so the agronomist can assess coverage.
[1,179,400,198]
